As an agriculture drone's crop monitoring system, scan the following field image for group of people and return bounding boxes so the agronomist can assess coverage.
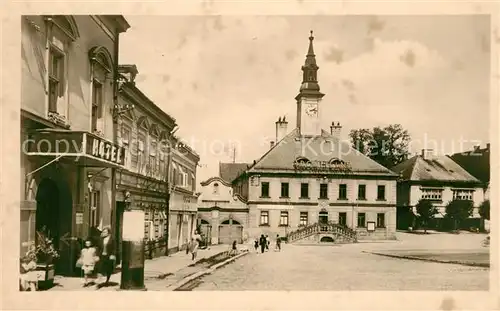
[254,234,281,253]
[76,227,116,287]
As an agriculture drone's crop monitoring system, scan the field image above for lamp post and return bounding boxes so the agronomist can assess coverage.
[120,196,146,291]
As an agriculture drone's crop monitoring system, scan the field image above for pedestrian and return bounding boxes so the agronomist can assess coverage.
[185,238,190,255]
[98,227,116,286]
[275,234,281,252]
[190,231,202,261]
[254,239,259,253]
[265,235,270,251]
[259,234,266,253]
[229,240,238,256]
[77,239,99,287]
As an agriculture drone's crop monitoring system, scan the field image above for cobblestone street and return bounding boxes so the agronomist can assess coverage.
[193,233,489,291]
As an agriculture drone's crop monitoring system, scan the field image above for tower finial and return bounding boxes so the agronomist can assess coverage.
[309,30,314,40]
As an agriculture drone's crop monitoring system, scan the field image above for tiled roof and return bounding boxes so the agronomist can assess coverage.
[247,128,397,176]
[219,162,251,183]
[391,154,481,183]
[450,146,490,183]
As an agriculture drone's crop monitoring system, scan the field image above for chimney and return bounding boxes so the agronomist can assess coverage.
[487,143,490,151]
[270,141,275,149]
[275,116,288,143]
[421,149,435,160]
[118,64,139,83]
[330,122,342,139]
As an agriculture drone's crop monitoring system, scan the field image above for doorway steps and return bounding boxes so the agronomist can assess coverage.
[286,222,357,244]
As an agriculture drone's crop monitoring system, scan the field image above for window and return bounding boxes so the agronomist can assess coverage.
[137,137,145,173]
[299,212,308,226]
[377,185,386,200]
[357,212,366,227]
[339,212,347,226]
[453,189,474,200]
[300,183,309,198]
[377,213,385,228]
[358,185,366,200]
[421,188,443,201]
[159,145,166,180]
[279,211,289,226]
[338,184,347,200]
[319,183,328,199]
[260,211,269,226]
[261,182,270,198]
[121,125,131,168]
[90,190,101,227]
[91,80,103,131]
[48,47,65,113]
[149,140,157,176]
[280,182,289,198]
[172,168,178,185]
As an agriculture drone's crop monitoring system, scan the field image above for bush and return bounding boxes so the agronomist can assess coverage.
[415,199,439,233]
[445,200,474,231]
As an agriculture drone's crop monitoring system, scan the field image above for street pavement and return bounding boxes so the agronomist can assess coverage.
[192,232,490,291]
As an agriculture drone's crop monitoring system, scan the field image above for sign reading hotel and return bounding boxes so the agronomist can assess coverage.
[293,159,352,173]
[25,130,126,168]
[87,135,125,166]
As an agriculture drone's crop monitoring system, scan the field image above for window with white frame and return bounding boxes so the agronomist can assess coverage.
[279,211,289,226]
[48,46,65,114]
[149,139,157,176]
[299,212,308,226]
[260,211,269,226]
[138,135,145,173]
[121,125,131,168]
[91,79,103,132]
[421,188,443,201]
[159,143,166,180]
[453,189,474,200]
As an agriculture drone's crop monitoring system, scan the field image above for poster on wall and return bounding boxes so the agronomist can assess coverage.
[367,221,375,232]
[75,212,84,225]
[122,210,145,241]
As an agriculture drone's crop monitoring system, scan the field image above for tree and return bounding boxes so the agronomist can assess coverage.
[349,124,411,168]
[479,200,490,232]
[415,199,439,233]
[479,200,490,220]
[445,200,474,231]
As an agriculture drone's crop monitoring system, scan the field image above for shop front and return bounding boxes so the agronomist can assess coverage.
[23,129,125,276]
[168,191,198,254]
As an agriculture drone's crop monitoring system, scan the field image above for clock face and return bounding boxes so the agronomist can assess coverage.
[305,104,318,117]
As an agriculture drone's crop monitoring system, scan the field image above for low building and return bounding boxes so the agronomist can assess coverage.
[197,175,249,245]
[20,15,130,276]
[231,32,399,243]
[392,149,485,230]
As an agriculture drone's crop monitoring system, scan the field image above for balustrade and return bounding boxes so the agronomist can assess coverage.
[287,221,357,243]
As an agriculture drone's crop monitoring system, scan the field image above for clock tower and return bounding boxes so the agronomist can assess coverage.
[296,31,324,137]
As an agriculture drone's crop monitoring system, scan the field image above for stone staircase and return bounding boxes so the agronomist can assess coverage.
[287,222,358,244]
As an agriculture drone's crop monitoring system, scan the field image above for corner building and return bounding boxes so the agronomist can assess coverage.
[232,32,398,243]
[20,15,130,275]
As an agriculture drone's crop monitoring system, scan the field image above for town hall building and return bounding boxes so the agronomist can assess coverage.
[230,32,399,243]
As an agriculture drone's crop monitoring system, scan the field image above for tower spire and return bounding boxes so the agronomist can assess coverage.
[296,30,323,99]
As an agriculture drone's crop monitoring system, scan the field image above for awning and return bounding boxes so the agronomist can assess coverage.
[25,129,125,169]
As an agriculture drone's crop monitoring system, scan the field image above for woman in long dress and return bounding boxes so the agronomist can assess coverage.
[190,231,202,261]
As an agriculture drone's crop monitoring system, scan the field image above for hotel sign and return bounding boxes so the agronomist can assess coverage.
[293,160,352,173]
[87,135,125,166]
[25,130,125,168]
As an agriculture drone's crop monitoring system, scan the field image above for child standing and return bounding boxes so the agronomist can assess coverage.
[77,240,99,287]
[254,239,259,253]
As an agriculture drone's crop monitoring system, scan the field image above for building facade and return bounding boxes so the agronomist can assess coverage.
[197,176,249,245]
[392,149,485,230]
[114,65,176,260]
[167,138,200,253]
[231,32,398,243]
[20,15,130,275]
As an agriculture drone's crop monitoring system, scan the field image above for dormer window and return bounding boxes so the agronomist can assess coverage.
[295,157,311,164]
[329,158,345,165]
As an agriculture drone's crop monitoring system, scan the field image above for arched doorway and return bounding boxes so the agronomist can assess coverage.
[320,236,334,243]
[199,219,212,247]
[319,210,328,224]
[219,219,243,244]
[35,179,60,250]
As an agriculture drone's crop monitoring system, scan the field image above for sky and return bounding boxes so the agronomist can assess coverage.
[119,15,491,185]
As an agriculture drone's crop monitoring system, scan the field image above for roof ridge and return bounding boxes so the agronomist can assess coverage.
[247,128,299,171]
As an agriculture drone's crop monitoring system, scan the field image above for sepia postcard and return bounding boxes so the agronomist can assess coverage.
[1,1,499,310]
